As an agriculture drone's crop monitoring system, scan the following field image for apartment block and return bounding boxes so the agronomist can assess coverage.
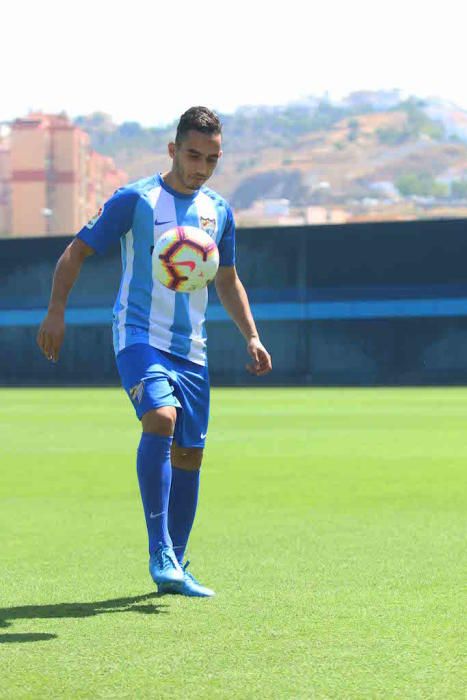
[4,113,127,237]
[0,138,10,235]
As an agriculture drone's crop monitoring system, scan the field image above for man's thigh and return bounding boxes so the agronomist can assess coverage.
[170,356,210,449]
[116,343,181,420]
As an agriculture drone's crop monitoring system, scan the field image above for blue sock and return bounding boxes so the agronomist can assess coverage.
[168,467,200,564]
[136,432,173,554]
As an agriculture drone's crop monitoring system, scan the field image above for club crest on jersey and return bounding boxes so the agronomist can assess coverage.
[199,216,216,238]
[86,205,104,229]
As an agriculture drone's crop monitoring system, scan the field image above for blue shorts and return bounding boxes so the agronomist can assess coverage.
[116,343,210,448]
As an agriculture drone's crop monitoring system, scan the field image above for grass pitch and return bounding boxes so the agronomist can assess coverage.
[0,387,465,699]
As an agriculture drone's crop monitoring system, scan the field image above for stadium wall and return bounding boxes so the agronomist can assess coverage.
[1,218,467,386]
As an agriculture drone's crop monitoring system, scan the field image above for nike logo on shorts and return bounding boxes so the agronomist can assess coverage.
[200,433,207,439]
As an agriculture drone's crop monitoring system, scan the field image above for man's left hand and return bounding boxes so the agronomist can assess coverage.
[246,337,272,376]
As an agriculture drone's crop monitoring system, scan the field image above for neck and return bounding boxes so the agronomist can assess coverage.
[162,170,196,195]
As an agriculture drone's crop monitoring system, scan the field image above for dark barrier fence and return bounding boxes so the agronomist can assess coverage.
[1,217,467,386]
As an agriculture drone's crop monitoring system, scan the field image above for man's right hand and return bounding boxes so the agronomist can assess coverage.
[37,310,65,363]
[35,238,94,363]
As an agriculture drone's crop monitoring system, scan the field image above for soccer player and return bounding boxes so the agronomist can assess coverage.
[37,106,272,597]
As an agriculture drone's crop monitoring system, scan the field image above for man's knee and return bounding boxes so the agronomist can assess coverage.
[171,442,203,471]
[141,406,177,436]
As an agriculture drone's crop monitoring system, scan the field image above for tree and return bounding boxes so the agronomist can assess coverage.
[118,122,143,138]
[398,98,445,141]
[347,118,360,142]
[396,173,448,197]
[451,180,467,199]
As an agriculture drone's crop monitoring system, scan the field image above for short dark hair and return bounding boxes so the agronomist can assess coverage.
[175,106,222,144]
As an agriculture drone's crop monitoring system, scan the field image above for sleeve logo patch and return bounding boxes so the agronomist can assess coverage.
[129,381,145,404]
[86,205,104,229]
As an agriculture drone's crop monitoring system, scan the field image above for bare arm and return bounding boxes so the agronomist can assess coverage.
[215,266,272,376]
[36,238,94,362]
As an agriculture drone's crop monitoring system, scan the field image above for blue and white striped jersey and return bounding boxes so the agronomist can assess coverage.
[77,173,236,366]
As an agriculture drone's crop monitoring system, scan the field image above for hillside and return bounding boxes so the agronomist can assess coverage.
[75,93,467,224]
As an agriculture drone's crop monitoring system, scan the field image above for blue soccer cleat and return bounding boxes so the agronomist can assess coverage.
[149,543,184,591]
[158,561,215,597]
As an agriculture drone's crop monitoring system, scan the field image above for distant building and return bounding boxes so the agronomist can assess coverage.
[250,198,290,217]
[2,112,127,237]
[305,206,349,225]
[368,181,400,200]
[424,99,467,141]
[262,198,290,217]
[234,198,293,226]
[0,135,11,235]
[342,90,402,111]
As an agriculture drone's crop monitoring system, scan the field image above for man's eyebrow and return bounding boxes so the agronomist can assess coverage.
[187,148,219,158]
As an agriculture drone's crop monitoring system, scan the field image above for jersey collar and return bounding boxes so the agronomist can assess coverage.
[157,173,200,200]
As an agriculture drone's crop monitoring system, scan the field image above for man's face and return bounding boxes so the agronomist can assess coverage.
[169,130,222,192]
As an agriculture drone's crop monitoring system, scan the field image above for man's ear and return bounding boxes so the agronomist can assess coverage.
[168,141,176,159]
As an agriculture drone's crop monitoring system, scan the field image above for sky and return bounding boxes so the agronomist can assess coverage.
[2,0,465,127]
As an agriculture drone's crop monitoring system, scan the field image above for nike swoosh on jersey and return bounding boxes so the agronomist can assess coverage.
[155,219,173,226]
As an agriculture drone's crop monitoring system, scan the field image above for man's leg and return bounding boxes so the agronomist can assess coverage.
[137,406,184,588]
[168,444,203,564]
[138,407,177,553]
[167,359,209,568]
[119,347,212,596]
[167,444,214,596]
[115,344,184,589]
[164,361,214,596]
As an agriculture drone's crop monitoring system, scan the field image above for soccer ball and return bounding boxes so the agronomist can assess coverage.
[153,226,219,292]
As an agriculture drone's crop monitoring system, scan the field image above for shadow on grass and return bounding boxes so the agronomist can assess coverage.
[0,633,58,644]
[0,591,166,644]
